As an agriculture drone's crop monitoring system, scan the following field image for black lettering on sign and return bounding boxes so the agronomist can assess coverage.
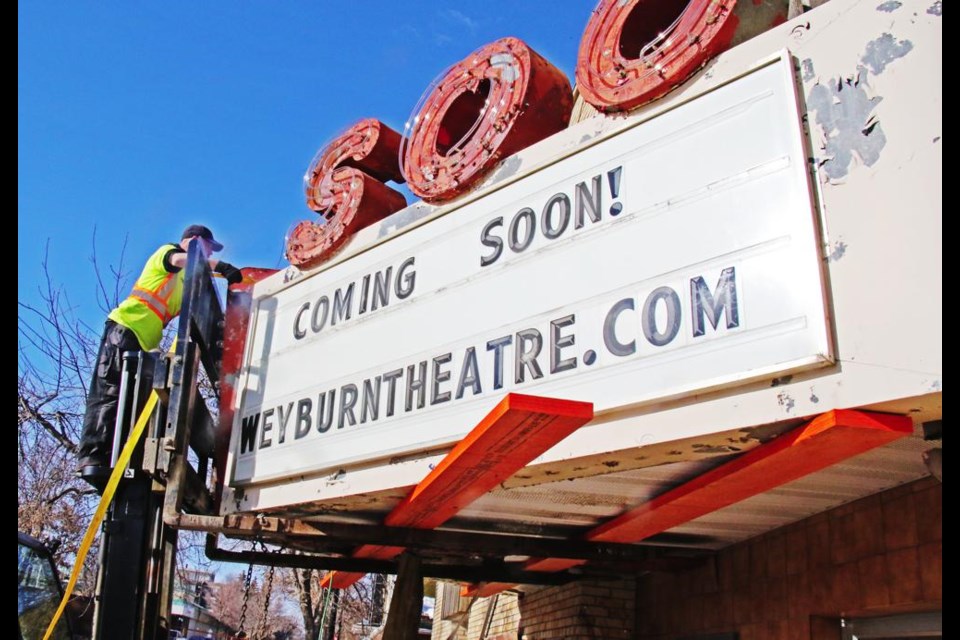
[260,408,274,449]
[241,264,746,462]
[479,168,621,267]
[382,368,403,418]
[456,347,482,400]
[691,267,739,337]
[361,376,382,424]
[604,298,636,357]
[406,361,427,412]
[276,401,293,444]
[316,390,335,433]
[338,384,358,429]
[486,335,512,390]
[515,329,544,384]
[295,399,312,439]
[550,314,577,373]
[431,353,453,405]
[240,413,260,454]
[642,287,682,347]
[292,256,418,340]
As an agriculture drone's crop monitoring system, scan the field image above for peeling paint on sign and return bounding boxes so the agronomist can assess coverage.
[489,155,524,183]
[801,31,913,181]
[777,391,796,413]
[692,443,744,454]
[876,1,902,11]
[827,240,848,262]
[927,0,941,15]
[807,69,887,181]
[282,266,303,284]
[861,33,914,74]
[805,33,915,181]
[771,375,794,387]
[377,202,433,238]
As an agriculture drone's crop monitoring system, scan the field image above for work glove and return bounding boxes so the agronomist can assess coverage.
[214,261,243,285]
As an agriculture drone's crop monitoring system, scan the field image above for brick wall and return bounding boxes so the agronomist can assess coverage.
[432,582,468,640]
[464,591,521,639]
[519,578,636,640]
[636,477,942,640]
[432,584,521,640]
[433,477,940,640]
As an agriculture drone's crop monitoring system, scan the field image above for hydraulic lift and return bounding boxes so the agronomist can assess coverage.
[81,241,229,640]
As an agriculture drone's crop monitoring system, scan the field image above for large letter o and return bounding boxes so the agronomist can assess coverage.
[402,37,573,203]
[576,0,788,112]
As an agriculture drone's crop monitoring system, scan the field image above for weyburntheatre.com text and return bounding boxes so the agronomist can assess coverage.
[238,267,739,455]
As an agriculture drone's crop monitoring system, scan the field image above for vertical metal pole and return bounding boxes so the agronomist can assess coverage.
[94,246,228,640]
[89,527,109,640]
[94,351,144,640]
[94,352,169,640]
[109,352,138,467]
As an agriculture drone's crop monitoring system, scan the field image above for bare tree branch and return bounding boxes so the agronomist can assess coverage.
[17,234,131,590]
[90,226,132,315]
[45,486,100,504]
[19,390,78,452]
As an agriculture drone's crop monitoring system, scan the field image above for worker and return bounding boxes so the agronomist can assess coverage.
[76,224,242,487]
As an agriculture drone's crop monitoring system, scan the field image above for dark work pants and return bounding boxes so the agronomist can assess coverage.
[78,320,142,463]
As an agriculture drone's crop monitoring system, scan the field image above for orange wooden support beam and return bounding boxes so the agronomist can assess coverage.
[393,394,593,529]
[353,543,406,560]
[319,570,367,590]
[332,394,594,589]
[461,582,518,598]
[522,557,585,572]
[524,409,913,573]
[587,409,911,543]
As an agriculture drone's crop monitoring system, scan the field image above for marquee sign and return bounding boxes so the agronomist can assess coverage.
[229,59,832,486]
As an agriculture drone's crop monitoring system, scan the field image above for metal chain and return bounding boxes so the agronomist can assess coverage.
[253,563,276,639]
[237,559,255,634]
[252,540,280,640]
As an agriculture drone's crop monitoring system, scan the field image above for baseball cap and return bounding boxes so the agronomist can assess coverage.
[181,224,224,252]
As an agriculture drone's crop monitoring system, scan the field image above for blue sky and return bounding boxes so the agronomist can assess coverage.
[19,2,591,325]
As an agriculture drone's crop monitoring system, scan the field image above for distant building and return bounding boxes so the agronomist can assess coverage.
[171,568,233,640]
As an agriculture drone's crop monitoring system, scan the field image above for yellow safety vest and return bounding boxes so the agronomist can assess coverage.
[108,244,185,350]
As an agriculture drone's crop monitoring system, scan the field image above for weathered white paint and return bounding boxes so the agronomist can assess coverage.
[222,0,941,516]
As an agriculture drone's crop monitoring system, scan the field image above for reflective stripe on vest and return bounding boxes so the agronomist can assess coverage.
[130,271,177,324]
